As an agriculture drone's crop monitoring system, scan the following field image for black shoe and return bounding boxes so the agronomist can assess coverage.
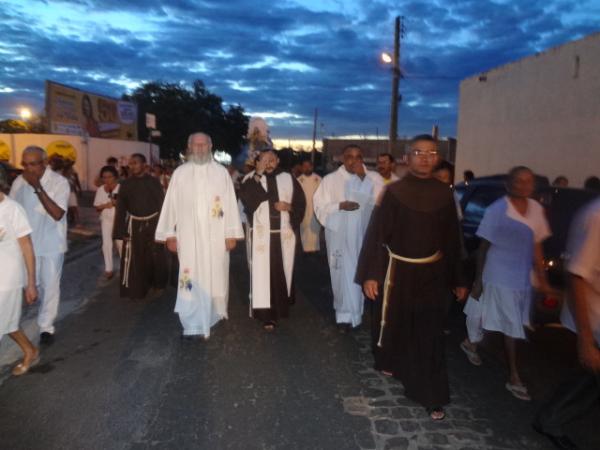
[532,422,578,450]
[40,332,54,346]
[337,323,351,334]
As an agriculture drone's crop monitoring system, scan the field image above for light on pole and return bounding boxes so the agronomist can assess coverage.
[20,107,32,121]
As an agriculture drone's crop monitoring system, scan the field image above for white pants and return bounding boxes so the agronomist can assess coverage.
[37,253,65,334]
[100,218,122,272]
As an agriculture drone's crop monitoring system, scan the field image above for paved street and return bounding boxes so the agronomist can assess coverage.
[1,208,599,450]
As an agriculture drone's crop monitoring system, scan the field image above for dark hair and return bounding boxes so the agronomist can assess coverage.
[100,165,119,178]
[463,170,474,181]
[342,144,362,154]
[131,153,146,163]
[434,160,454,173]
[507,166,533,185]
[106,156,118,165]
[377,153,394,163]
[410,134,436,146]
[584,176,600,192]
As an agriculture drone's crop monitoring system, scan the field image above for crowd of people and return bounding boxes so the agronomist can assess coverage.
[1,132,598,449]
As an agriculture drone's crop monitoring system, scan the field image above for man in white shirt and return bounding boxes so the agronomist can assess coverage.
[534,197,600,450]
[10,146,70,345]
[376,153,399,185]
[313,145,383,332]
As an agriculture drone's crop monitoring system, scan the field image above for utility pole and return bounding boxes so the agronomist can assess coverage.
[388,16,404,154]
[311,108,318,164]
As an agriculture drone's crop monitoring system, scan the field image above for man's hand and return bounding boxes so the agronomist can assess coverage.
[22,171,42,190]
[363,280,379,301]
[578,339,600,373]
[274,201,292,212]
[339,201,360,211]
[25,284,37,305]
[166,237,178,253]
[225,238,237,252]
[453,286,469,302]
[470,279,483,300]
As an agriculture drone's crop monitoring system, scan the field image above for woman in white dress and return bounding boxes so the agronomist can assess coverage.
[0,169,39,376]
[93,166,121,280]
[461,166,554,401]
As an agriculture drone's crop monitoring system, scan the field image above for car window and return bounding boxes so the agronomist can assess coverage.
[463,186,506,228]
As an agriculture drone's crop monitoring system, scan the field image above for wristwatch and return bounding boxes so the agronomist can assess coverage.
[33,187,44,195]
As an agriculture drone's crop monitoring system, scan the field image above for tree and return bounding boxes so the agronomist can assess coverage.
[124,80,248,160]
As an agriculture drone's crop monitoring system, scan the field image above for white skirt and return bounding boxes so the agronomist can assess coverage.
[464,284,532,340]
[0,288,23,336]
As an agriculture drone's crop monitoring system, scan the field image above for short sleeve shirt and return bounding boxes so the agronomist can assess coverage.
[93,184,120,222]
[560,198,600,345]
[9,168,70,255]
[0,196,32,290]
[477,197,551,289]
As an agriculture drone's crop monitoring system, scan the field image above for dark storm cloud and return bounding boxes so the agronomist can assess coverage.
[0,0,598,138]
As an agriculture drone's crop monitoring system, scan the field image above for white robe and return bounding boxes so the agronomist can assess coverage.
[297,173,322,252]
[313,166,383,326]
[155,161,244,337]
[242,171,296,313]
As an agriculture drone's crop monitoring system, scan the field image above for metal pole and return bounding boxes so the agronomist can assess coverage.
[311,108,318,164]
[388,16,401,154]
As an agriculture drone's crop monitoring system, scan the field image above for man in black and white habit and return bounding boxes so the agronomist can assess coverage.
[239,148,306,331]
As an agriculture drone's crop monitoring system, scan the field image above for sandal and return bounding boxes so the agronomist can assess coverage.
[263,321,276,332]
[12,351,40,376]
[460,341,482,366]
[426,407,445,421]
[505,382,531,401]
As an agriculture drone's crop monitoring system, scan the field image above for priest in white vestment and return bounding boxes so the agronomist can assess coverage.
[297,159,322,253]
[239,149,306,331]
[155,133,244,340]
[313,145,383,331]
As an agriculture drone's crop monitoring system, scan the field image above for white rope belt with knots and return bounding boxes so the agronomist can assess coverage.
[122,212,159,288]
[377,247,443,348]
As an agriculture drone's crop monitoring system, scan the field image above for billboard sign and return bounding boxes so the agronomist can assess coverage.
[46,80,138,141]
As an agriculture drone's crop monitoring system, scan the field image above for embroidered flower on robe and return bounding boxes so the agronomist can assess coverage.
[211,195,224,218]
[179,268,192,291]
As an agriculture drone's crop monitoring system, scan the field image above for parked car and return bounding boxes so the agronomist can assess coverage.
[0,160,23,188]
[455,176,599,325]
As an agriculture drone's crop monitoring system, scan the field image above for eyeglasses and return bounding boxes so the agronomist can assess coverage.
[22,160,44,167]
[409,149,438,158]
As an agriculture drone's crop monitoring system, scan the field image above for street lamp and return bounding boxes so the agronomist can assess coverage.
[381,52,393,64]
[20,107,32,121]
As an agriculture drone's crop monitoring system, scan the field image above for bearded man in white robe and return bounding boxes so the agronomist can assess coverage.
[313,145,383,332]
[155,133,244,340]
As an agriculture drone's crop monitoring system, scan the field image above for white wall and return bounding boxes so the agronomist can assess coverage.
[456,32,600,188]
[1,133,159,190]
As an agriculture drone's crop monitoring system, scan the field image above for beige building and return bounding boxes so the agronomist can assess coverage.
[456,32,600,187]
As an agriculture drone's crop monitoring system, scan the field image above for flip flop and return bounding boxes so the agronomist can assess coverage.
[460,341,482,366]
[506,382,531,401]
[426,407,446,421]
[12,353,40,376]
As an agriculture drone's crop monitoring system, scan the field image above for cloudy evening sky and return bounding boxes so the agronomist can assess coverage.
[1,0,599,142]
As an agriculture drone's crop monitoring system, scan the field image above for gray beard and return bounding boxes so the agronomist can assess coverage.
[188,153,212,165]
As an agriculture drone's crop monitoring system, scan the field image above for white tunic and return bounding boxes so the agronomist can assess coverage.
[313,166,383,326]
[93,184,120,222]
[155,161,244,337]
[297,173,322,252]
[10,168,70,256]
